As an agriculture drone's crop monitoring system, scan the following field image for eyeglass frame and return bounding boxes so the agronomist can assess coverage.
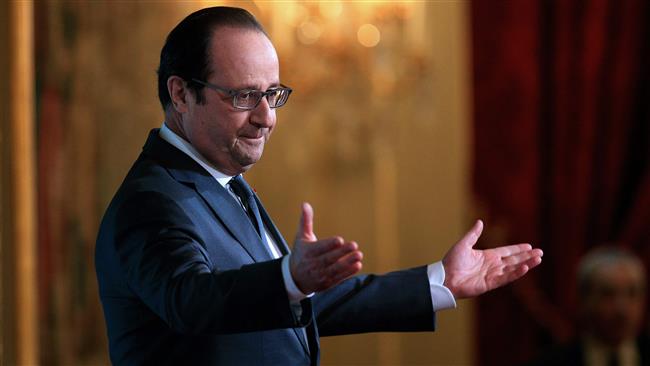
[190,78,293,110]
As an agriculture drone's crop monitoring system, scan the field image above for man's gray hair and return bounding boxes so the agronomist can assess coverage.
[577,246,646,295]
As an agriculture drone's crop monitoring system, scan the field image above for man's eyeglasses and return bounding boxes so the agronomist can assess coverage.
[191,78,292,110]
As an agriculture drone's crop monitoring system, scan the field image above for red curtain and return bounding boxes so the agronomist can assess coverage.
[471,0,650,364]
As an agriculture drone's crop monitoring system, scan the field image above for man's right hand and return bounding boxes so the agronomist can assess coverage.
[289,202,363,294]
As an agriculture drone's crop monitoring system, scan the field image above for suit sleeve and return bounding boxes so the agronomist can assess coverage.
[112,190,311,335]
[313,266,436,336]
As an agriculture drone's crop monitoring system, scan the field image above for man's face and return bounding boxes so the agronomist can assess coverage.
[582,262,646,346]
[181,27,279,175]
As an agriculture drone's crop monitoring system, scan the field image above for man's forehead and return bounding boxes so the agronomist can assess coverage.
[208,26,275,56]
[206,26,279,82]
[593,263,645,284]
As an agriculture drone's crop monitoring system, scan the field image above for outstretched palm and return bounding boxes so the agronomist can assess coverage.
[442,220,543,299]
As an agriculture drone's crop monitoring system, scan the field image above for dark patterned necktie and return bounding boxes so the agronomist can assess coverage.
[229,175,267,244]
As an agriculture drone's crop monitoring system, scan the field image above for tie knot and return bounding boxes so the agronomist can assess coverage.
[230,175,254,200]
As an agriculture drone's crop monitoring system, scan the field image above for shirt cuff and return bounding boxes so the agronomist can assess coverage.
[282,254,314,304]
[427,261,457,311]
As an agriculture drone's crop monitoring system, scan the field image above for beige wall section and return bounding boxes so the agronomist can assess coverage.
[398,2,474,365]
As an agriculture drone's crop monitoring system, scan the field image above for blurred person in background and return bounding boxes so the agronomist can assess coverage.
[528,246,648,366]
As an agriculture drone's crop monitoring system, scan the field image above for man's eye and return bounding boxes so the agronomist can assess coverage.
[239,92,253,100]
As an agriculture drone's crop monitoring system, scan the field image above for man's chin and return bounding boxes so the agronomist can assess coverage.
[237,161,256,172]
[234,150,264,170]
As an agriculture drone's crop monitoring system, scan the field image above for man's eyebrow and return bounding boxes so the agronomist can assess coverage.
[234,82,281,90]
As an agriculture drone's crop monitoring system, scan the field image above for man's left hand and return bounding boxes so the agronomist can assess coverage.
[442,220,543,299]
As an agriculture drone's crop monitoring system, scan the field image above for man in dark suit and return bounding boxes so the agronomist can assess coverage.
[95,6,543,365]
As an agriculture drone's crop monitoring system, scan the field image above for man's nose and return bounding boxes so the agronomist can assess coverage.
[250,97,275,128]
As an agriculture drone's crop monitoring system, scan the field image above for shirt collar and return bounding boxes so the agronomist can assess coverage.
[159,122,234,188]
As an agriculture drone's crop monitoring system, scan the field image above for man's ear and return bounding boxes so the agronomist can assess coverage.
[167,76,190,113]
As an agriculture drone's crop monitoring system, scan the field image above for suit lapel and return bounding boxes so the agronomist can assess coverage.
[142,129,272,263]
[256,196,291,255]
[193,179,273,263]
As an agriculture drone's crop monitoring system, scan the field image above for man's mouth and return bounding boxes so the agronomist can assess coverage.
[239,133,265,143]
[240,129,266,140]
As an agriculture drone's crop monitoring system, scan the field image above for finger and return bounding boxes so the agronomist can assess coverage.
[486,252,544,291]
[502,256,540,274]
[523,254,543,270]
[490,243,534,257]
[461,220,484,248]
[307,236,344,257]
[497,255,543,282]
[327,260,363,286]
[313,251,363,291]
[325,250,363,275]
[326,251,364,281]
[490,264,531,289]
[319,241,359,266]
[501,249,543,266]
[296,202,316,242]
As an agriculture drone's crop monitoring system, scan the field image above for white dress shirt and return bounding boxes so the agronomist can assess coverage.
[159,123,456,312]
[584,336,640,366]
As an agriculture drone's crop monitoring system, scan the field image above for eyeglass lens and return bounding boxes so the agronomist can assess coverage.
[235,89,290,109]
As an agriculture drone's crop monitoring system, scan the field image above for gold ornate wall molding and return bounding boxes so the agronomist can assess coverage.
[0,1,7,363]
[3,1,39,365]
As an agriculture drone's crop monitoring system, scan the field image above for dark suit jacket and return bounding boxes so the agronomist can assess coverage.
[525,335,650,366]
[96,129,436,365]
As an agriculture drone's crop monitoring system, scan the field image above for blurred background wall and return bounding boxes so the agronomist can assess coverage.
[1,1,648,366]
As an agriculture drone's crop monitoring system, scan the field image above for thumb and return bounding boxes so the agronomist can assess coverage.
[296,202,317,242]
[461,219,484,248]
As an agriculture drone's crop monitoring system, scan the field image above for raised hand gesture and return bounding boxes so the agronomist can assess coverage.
[442,220,543,299]
[290,203,363,294]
